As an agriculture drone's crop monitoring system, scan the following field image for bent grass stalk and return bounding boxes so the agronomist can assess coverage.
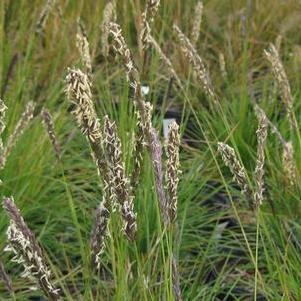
[0,101,35,170]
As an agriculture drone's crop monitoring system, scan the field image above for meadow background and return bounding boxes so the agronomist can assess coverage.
[1,0,301,300]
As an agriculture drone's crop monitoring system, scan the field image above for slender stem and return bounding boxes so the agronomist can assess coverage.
[254,208,260,301]
[59,162,93,299]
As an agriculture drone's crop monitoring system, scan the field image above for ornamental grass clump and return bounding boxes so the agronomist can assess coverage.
[109,23,183,299]
[3,197,60,300]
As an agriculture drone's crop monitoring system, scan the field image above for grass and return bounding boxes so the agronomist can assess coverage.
[1,0,301,300]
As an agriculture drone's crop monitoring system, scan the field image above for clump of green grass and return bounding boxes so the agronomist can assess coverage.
[1,0,301,300]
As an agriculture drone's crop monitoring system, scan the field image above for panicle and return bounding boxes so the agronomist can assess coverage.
[3,197,60,299]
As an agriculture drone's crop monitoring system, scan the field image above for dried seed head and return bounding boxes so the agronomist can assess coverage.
[91,197,112,269]
[109,22,137,82]
[140,0,161,51]
[102,116,137,241]
[140,101,153,138]
[0,99,7,154]
[66,68,114,266]
[66,68,102,144]
[65,68,107,178]
[173,24,218,104]
[131,102,153,188]
[264,43,297,130]
[109,22,156,173]
[149,128,168,224]
[101,0,117,56]
[165,121,180,223]
[253,103,286,146]
[131,114,145,189]
[109,21,145,112]
[0,101,35,170]
[218,142,252,200]
[191,1,203,47]
[3,197,59,299]
[41,108,61,160]
[108,22,147,116]
[282,142,297,187]
[218,52,227,79]
[254,111,268,208]
[36,0,57,33]
[148,35,183,89]
[275,35,282,52]
[76,20,92,75]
